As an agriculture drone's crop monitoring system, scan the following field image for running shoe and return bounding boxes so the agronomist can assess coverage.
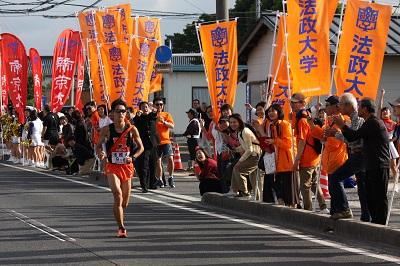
[117,227,127,238]
[168,177,175,188]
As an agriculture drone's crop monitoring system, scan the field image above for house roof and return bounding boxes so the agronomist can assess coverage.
[239,12,400,62]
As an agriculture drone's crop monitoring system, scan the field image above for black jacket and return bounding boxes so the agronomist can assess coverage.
[133,112,159,149]
[342,115,390,170]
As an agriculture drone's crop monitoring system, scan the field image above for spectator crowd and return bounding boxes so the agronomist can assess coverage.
[187,93,400,226]
[1,92,399,226]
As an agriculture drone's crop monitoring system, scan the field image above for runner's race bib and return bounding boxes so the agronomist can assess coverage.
[111,151,130,164]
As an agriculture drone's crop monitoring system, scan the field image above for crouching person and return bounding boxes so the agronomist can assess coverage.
[65,136,95,175]
[195,147,224,196]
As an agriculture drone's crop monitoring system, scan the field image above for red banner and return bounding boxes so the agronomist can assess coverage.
[0,40,8,111]
[51,29,81,113]
[29,48,43,111]
[75,45,85,111]
[1,33,28,122]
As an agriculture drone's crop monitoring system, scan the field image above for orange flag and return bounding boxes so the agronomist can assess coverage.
[270,14,291,120]
[334,0,391,100]
[286,0,334,97]
[135,17,163,93]
[100,42,130,104]
[198,20,238,122]
[77,11,96,41]
[88,40,109,106]
[94,9,123,43]
[125,37,158,108]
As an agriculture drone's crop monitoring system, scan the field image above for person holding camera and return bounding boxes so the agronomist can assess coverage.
[254,104,299,207]
[291,93,328,213]
[308,96,349,218]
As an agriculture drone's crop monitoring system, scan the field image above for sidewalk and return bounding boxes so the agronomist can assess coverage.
[201,184,400,249]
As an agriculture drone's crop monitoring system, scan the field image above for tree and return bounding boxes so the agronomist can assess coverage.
[165,0,277,53]
[27,75,34,107]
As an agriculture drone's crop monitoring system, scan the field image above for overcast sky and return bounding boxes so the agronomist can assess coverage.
[0,0,397,56]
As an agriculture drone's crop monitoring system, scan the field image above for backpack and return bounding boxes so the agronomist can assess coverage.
[296,110,322,154]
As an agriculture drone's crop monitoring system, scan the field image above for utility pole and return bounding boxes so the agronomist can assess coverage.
[216,0,229,21]
[256,0,261,20]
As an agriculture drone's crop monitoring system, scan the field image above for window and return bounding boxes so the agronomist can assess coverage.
[192,87,210,106]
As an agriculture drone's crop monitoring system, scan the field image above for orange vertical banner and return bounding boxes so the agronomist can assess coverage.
[94,9,123,43]
[136,17,163,94]
[198,20,238,122]
[270,15,291,120]
[286,0,333,97]
[125,37,158,108]
[112,3,132,38]
[100,42,129,103]
[88,40,108,106]
[77,11,96,40]
[334,0,391,100]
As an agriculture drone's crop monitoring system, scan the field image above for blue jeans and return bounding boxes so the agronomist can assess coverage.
[328,153,371,221]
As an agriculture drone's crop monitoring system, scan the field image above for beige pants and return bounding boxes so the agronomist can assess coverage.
[299,166,326,210]
[231,154,260,194]
[79,158,96,175]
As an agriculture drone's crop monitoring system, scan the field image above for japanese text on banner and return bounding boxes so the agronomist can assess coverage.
[287,0,334,96]
[126,37,158,109]
[198,20,237,122]
[334,0,391,99]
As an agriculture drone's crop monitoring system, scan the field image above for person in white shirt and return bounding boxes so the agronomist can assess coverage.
[230,113,262,197]
[98,104,113,129]
[28,110,45,167]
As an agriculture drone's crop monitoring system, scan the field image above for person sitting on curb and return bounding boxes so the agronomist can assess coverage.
[195,147,224,196]
[65,135,95,176]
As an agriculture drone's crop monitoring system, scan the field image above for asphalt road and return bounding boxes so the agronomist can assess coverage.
[0,163,399,266]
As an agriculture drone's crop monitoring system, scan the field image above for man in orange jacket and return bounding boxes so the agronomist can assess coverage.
[309,96,349,217]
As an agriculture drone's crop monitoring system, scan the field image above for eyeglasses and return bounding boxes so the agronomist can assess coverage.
[155,103,164,106]
[115,109,127,114]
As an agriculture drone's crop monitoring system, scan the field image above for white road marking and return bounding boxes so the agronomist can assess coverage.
[145,188,200,202]
[4,209,76,242]
[2,163,400,264]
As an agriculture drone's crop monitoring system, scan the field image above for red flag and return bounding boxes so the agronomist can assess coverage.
[50,29,81,113]
[0,40,8,112]
[1,33,28,123]
[29,48,43,111]
[75,43,85,111]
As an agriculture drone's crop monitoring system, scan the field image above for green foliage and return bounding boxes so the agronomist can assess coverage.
[27,75,34,107]
[166,0,279,53]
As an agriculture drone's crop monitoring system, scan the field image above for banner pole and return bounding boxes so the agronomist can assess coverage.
[265,12,280,104]
[195,23,212,111]
[85,39,94,101]
[313,143,325,211]
[91,10,110,108]
[282,1,302,209]
[329,0,346,95]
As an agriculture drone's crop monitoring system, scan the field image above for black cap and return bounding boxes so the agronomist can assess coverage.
[325,95,339,105]
[186,108,197,116]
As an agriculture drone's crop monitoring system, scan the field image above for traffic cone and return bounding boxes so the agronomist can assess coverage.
[173,142,184,171]
[320,169,330,199]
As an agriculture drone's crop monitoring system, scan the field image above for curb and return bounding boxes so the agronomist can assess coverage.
[201,193,400,248]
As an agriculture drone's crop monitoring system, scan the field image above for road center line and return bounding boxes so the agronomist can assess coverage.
[2,163,399,264]
[3,209,76,242]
